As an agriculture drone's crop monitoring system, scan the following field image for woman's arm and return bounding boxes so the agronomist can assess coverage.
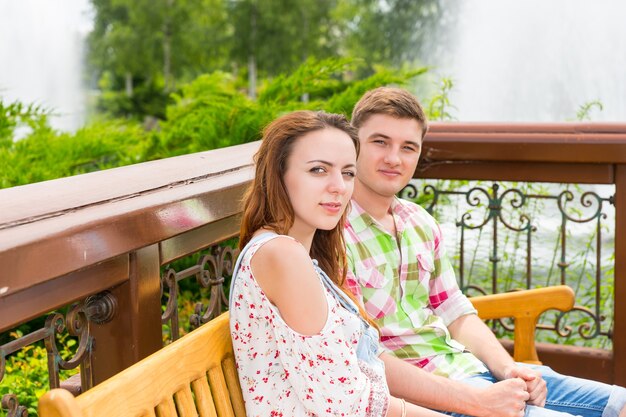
[388,396,450,417]
[251,236,329,335]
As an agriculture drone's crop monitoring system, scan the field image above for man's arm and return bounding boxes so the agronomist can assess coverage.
[381,352,529,417]
[447,314,547,406]
[424,218,546,406]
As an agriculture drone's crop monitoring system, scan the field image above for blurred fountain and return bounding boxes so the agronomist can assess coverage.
[431,0,626,121]
[0,0,93,131]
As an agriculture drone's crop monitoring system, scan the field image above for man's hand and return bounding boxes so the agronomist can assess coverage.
[503,365,547,407]
[477,378,530,417]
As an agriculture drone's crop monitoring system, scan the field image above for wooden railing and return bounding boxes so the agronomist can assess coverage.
[1,123,624,412]
[0,142,257,399]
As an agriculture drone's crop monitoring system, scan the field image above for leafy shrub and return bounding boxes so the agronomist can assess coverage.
[1,59,421,190]
[0,331,79,417]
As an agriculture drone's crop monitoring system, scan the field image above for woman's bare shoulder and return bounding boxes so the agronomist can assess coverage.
[251,235,329,335]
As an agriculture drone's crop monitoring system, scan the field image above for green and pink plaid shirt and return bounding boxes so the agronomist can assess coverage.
[344,198,487,380]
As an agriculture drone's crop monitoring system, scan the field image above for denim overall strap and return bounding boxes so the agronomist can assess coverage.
[312,261,382,368]
[228,232,277,308]
[312,260,359,315]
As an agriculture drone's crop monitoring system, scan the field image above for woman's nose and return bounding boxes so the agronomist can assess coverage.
[328,172,347,194]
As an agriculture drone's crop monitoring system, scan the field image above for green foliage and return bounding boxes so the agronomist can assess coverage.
[95,73,171,120]
[576,100,604,121]
[0,331,79,417]
[158,58,424,158]
[336,0,448,75]
[0,99,49,148]
[258,57,355,105]
[1,342,48,416]
[88,0,232,118]
[427,76,456,121]
[87,0,448,119]
[0,119,151,188]
[229,0,341,77]
[159,71,261,156]
[1,58,423,189]
[325,66,429,116]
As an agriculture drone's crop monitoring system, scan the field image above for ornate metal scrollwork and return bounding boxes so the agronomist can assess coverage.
[399,183,418,200]
[0,294,104,416]
[190,245,238,329]
[498,188,534,232]
[44,302,94,388]
[557,190,606,223]
[161,242,239,341]
[161,267,180,339]
[402,179,614,345]
[1,394,28,417]
[84,291,117,324]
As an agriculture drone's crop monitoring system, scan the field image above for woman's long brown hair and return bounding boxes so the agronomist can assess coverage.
[239,110,377,329]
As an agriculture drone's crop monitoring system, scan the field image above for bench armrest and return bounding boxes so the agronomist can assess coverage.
[470,285,575,364]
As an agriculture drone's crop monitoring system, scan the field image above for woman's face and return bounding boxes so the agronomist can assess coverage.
[283,127,357,238]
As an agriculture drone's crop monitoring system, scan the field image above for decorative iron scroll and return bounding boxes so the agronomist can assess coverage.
[161,243,239,341]
[400,181,614,345]
[1,394,27,417]
[1,292,116,416]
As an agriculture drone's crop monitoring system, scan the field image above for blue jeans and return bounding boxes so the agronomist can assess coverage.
[453,364,626,417]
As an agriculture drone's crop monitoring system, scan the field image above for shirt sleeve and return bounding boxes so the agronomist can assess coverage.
[428,220,477,326]
[270,311,389,417]
[346,250,386,356]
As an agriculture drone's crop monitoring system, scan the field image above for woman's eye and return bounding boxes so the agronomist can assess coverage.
[310,166,326,174]
[343,170,356,178]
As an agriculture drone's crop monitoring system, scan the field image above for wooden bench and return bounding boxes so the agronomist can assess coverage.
[39,286,575,417]
[39,313,246,417]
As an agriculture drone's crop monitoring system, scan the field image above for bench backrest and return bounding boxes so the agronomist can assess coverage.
[38,313,246,417]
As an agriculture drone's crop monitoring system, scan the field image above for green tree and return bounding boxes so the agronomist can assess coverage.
[338,0,448,74]
[228,0,341,98]
[88,0,230,118]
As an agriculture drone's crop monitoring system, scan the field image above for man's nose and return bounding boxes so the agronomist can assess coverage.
[383,147,401,165]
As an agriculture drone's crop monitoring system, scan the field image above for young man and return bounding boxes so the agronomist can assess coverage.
[344,86,626,417]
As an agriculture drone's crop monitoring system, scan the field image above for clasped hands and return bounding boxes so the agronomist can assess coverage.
[479,365,546,417]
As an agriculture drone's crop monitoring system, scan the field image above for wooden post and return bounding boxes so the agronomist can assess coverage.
[613,164,626,386]
[89,244,163,385]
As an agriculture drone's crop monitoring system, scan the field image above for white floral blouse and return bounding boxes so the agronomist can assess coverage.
[230,234,390,417]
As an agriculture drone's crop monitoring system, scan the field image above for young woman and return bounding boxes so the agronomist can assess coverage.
[229,110,444,417]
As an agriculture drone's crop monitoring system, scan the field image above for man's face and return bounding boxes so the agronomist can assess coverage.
[356,113,423,199]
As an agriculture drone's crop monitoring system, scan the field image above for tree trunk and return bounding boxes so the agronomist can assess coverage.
[300,4,309,103]
[163,0,174,93]
[247,2,257,99]
[125,72,133,97]
[248,55,257,100]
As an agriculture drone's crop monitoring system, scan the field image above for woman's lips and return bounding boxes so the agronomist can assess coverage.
[320,202,342,213]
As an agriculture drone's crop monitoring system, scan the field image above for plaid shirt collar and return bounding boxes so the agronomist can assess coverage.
[348,197,412,235]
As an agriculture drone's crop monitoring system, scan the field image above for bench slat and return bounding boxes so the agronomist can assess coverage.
[174,386,198,417]
[191,378,218,417]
